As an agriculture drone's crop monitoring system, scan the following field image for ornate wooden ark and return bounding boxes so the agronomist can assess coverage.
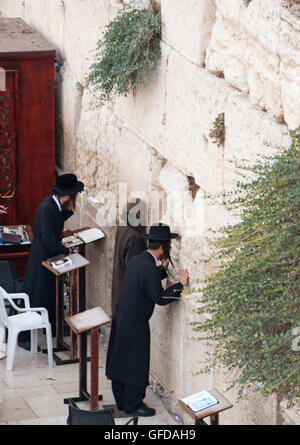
[0,18,56,275]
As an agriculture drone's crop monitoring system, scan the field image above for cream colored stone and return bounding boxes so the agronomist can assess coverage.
[206,0,300,126]
[280,401,300,425]
[114,42,171,153]
[24,0,66,62]
[161,0,216,66]
[0,0,25,18]
[223,91,290,191]
[165,50,234,193]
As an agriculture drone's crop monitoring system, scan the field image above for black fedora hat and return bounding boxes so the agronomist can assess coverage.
[52,174,84,196]
[143,223,178,241]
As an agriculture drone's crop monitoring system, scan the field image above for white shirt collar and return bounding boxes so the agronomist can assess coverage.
[147,250,161,267]
[52,195,62,212]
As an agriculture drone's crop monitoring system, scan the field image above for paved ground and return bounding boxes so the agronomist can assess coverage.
[0,331,178,425]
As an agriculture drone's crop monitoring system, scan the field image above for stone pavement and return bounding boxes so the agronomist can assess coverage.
[0,331,178,425]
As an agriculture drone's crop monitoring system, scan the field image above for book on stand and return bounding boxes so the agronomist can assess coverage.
[63,228,105,248]
[181,390,219,413]
[49,256,72,272]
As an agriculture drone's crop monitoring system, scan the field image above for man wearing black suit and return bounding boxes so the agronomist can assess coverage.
[106,223,189,417]
[18,174,84,350]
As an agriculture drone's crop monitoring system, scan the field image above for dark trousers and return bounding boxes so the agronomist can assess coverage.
[111,381,146,412]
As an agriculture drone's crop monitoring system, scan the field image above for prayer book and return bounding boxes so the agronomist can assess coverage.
[63,228,105,248]
[50,255,72,272]
[182,390,218,413]
[76,228,105,244]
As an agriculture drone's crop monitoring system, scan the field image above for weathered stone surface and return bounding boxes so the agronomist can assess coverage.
[24,0,66,62]
[114,42,171,154]
[223,90,290,191]
[280,401,300,425]
[0,0,25,18]
[165,50,234,194]
[161,0,216,66]
[206,0,300,127]
[55,71,84,172]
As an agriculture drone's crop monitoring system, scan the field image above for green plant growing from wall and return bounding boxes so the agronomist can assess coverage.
[193,130,300,406]
[209,113,225,148]
[88,0,162,102]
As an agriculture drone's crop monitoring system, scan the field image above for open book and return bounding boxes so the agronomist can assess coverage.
[50,256,72,272]
[182,390,218,413]
[63,228,105,248]
[77,228,105,244]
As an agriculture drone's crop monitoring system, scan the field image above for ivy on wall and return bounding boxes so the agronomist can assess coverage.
[193,130,300,406]
[88,0,162,102]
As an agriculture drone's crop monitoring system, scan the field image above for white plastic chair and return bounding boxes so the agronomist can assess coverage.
[0,324,5,404]
[0,286,53,371]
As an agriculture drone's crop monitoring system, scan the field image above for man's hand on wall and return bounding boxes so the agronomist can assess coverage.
[180,269,189,287]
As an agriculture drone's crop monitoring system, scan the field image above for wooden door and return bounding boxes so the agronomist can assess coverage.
[0,69,18,226]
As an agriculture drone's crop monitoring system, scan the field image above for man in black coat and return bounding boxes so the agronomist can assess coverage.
[18,174,84,350]
[106,223,189,417]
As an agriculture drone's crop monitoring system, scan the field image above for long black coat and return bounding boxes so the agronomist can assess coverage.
[111,226,146,315]
[106,250,183,388]
[23,196,73,328]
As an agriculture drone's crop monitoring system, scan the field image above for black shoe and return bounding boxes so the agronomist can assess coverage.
[125,402,156,417]
[17,340,41,352]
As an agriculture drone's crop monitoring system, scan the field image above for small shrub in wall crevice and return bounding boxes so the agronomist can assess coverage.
[88,0,162,102]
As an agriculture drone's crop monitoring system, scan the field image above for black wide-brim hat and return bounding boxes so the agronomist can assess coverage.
[143,223,178,241]
[52,173,84,196]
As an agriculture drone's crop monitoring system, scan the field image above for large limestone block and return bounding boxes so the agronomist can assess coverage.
[161,0,216,66]
[165,50,234,193]
[75,89,118,195]
[206,0,300,126]
[150,300,184,396]
[62,0,112,83]
[223,91,290,191]
[180,300,212,401]
[280,401,300,425]
[24,0,66,62]
[56,71,84,172]
[116,123,154,195]
[0,0,25,17]
[279,9,300,129]
[114,42,171,154]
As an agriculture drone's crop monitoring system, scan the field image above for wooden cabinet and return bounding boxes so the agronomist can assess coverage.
[0,18,56,276]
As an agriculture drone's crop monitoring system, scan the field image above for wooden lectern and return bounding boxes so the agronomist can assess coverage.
[42,253,90,365]
[178,389,233,425]
[64,306,111,411]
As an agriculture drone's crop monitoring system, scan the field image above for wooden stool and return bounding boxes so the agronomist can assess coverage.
[179,389,233,425]
[64,306,111,411]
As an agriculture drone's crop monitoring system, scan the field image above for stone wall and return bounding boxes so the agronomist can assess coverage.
[1,0,299,424]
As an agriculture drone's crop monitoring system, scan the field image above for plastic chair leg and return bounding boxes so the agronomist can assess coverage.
[0,326,5,357]
[31,330,38,353]
[46,324,53,369]
[6,329,18,371]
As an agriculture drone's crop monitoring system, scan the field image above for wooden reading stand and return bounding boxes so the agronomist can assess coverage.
[42,252,90,366]
[178,389,233,425]
[64,306,111,411]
